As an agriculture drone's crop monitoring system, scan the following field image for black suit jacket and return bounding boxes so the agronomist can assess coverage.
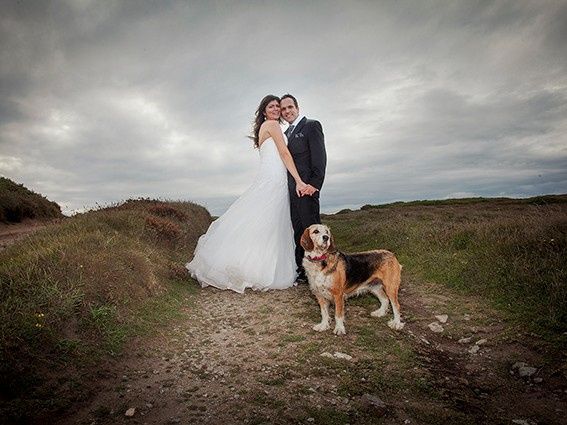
[286,117,326,198]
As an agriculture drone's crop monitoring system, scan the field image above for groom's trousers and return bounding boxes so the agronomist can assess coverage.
[290,194,321,272]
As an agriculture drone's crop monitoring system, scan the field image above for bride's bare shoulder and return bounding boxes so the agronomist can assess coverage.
[260,120,281,132]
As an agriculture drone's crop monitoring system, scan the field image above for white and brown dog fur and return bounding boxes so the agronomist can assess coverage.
[301,224,404,335]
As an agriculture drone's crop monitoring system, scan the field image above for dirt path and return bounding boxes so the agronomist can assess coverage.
[0,220,52,251]
[54,276,566,425]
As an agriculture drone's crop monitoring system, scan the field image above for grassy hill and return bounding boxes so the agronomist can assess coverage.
[324,194,567,336]
[0,177,64,223]
[1,192,565,422]
[0,199,211,421]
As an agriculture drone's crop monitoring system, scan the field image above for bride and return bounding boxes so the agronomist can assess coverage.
[186,95,308,293]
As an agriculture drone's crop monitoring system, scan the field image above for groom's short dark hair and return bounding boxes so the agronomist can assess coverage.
[281,93,298,108]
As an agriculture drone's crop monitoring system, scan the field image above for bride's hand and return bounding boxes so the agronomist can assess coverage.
[296,181,308,197]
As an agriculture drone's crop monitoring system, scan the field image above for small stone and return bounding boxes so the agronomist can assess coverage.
[428,322,444,333]
[360,394,387,417]
[458,336,472,344]
[533,377,543,383]
[463,314,471,321]
[334,352,353,361]
[475,338,487,345]
[125,407,136,417]
[518,366,537,377]
[468,345,480,354]
[320,352,334,359]
[307,417,315,422]
[435,314,448,323]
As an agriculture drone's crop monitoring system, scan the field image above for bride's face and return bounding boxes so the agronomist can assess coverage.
[264,100,281,120]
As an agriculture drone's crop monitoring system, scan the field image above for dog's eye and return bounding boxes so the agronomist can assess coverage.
[313,230,319,234]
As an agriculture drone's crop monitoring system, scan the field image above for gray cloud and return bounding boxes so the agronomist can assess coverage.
[1,0,566,215]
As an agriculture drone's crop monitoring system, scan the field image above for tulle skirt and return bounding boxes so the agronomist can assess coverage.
[186,176,296,293]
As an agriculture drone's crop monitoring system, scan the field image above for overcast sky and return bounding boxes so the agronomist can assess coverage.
[1,0,566,215]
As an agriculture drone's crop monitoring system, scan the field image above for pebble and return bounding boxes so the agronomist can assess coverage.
[518,366,537,377]
[468,345,480,354]
[320,351,353,361]
[428,322,444,333]
[125,407,136,417]
[511,362,537,378]
[458,336,472,344]
[435,314,448,323]
[333,352,353,361]
[475,338,487,345]
[360,394,387,417]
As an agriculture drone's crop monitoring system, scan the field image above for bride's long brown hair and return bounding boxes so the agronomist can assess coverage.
[251,94,280,148]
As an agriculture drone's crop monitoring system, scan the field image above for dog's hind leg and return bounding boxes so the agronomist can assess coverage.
[383,267,405,330]
[313,295,331,332]
[370,284,390,318]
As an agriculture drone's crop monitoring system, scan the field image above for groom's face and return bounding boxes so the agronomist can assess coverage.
[280,98,299,124]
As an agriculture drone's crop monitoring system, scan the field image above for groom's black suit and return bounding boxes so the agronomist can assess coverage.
[286,117,327,274]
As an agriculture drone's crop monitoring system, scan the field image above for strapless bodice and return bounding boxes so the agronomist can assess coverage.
[257,137,287,183]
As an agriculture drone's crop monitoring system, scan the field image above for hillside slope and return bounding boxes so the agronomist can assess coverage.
[0,199,211,422]
[0,177,63,223]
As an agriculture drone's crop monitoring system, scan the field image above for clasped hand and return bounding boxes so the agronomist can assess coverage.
[296,182,318,197]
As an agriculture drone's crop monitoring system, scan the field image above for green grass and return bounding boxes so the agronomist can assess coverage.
[324,195,567,338]
[0,199,211,422]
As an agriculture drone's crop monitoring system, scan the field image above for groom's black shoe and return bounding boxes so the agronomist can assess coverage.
[295,271,308,284]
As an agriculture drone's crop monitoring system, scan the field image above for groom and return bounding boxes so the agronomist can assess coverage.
[280,94,327,283]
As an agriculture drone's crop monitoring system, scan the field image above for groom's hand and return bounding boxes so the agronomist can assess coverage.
[300,184,319,197]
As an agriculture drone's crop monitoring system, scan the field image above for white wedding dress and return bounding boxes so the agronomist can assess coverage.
[186,134,296,293]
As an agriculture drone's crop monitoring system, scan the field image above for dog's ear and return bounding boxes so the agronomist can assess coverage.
[300,228,314,251]
[328,234,336,253]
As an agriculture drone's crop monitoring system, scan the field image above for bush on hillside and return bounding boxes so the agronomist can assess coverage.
[0,177,63,223]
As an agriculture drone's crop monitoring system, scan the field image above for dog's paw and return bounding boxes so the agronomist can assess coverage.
[313,322,330,332]
[371,308,388,318]
[333,324,346,335]
[388,319,405,330]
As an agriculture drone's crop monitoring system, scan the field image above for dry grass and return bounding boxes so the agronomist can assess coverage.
[324,195,567,336]
[0,177,63,223]
[0,199,211,417]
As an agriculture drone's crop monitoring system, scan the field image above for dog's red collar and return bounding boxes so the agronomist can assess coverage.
[307,254,328,262]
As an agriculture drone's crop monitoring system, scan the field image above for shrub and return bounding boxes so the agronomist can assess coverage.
[145,215,182,240]
[0,177,63,223]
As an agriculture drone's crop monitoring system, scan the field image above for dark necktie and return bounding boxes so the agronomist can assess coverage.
[285,125,295,138]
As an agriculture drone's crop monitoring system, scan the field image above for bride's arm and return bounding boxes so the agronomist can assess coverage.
[262,121,307,193]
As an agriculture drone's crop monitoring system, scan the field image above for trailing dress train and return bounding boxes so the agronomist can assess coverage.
[186,135,296,293]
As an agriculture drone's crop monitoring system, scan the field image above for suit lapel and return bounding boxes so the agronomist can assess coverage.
[288,117,306,141]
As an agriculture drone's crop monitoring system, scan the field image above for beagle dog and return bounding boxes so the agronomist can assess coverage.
[301,224,404,335]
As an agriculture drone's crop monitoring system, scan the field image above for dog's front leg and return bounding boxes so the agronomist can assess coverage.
[333,293,346,335]
[313,295,331,332]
